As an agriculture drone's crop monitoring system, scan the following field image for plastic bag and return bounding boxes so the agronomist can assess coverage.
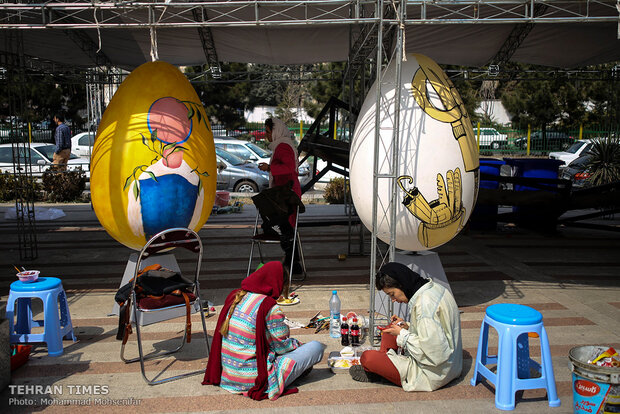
[4,206,66,221]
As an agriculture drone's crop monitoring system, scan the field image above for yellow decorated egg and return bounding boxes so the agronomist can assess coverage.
[350,54,479,251]
[91,61,216,250]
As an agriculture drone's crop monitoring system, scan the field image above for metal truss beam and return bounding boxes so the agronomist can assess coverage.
[490,3,548,66]
[191,8,221,78]
[447,67,619,82]
[0,1,617,29]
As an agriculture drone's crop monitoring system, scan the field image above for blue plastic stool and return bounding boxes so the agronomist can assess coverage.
[470,304,560,410]
[6,277,76,356]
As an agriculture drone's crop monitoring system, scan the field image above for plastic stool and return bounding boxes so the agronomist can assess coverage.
[470,303,560,410]
[6,277,76,357]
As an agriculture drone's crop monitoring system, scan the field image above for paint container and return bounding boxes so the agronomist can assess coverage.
[569,346,620,414]
[215,191,230,207]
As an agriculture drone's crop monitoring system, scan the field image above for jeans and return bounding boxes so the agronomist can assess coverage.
[283,340,325,387]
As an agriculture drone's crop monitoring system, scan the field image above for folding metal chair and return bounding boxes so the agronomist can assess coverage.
[120,227,210,385]
[247,206,307,286]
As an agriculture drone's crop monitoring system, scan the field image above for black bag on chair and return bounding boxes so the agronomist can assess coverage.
[115,265,196,341]
[252,181,305,222]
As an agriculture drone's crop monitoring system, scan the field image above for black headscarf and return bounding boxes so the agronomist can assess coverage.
[379,262,429,300]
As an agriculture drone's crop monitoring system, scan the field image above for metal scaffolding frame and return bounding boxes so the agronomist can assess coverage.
[0,1,617,29]
[2,31,38,261]
[1,0,618,329]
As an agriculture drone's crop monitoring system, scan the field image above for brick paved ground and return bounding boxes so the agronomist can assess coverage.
[1,204,618,413]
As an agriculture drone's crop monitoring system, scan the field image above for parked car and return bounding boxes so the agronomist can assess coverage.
[71,132,95,157]
[0,143,90,178]
[215,147,269,193]
[228,127,249,138]
[472,127,508,150]
[515,131,575,151]
[215,138,271,164]
[250,130,267,141]
[559,154,593,188]
[549,139,593,165]
[214,138,312,186]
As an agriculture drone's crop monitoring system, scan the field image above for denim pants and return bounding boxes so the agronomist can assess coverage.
[283,340,325,387]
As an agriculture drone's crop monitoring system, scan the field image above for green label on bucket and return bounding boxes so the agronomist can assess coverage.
[573,373,612,413]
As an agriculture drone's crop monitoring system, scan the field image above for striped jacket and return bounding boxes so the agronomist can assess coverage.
[220,291,300,399]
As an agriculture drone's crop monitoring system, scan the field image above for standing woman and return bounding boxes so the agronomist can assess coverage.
[257,118,302,274]
[350,262,463,391]
[203,261,324,400]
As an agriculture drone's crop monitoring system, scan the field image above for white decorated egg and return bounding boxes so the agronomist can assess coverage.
[350,53,479,251]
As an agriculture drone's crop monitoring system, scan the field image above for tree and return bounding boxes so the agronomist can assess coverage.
[0,73,86,128]
[186,63,251,130]
[304,62,345,119]
[583,63,620,127]
[274,82,304,124]
[500,72,589,131]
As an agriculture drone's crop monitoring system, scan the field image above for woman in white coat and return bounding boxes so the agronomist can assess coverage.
[350,262,463,391]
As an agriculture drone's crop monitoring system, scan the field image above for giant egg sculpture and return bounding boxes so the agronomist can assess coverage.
[91,61,216,250]
[350,54,479,251]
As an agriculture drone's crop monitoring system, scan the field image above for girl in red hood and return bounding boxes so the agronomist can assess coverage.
[203,261,324,400]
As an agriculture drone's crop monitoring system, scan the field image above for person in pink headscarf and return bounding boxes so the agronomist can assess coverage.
[257,118,303,274]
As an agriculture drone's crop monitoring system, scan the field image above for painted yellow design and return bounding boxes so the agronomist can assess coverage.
[91,61,216,250]
[398,168,465,248]
[410,54,479,173]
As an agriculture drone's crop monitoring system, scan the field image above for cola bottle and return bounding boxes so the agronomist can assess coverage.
[340,316,350,346]
[350,317,360,346]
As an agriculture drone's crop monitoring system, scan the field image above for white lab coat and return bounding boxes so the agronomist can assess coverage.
[386,280,463,392]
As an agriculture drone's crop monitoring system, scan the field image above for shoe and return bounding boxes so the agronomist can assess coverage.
[252,232,279,241]
[292,262,304,275]
[298,366,313,379]
[349,365,381,383]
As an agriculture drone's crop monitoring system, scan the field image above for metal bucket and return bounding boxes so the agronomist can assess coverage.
[568,346,620,414]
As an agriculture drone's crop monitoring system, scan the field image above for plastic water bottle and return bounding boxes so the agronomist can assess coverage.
[329,290,341,338]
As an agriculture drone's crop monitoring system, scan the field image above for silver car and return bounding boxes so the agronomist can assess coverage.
[215,147,269,193]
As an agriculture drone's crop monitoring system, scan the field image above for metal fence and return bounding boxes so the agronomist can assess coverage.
[4,123,617,156]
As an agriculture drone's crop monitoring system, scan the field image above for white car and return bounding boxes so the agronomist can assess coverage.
[549,139,593,165]
[71,132,95,157]
[214,137,312,186]
[214,138,272,164]
[0,143,90,178]
[473,127,508,150]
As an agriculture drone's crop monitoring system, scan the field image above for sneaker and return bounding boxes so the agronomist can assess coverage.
[252,232,279,241]
[349,365,382,383]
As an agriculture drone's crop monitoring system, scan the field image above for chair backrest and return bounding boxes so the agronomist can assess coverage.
[134,228,203,289]
[142,228,202,257]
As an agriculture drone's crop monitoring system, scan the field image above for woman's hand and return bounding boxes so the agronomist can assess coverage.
[381,320,409,336]
[258,162,270,172]
[391,315,405,325]
[382,324,403,336]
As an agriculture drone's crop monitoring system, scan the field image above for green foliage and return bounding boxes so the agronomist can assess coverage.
[323,177,350,204]
[586,137,620,186]
[0,172,42,201]
[41,169,86,202]
[304,62,346,119]
[0,172,16,201]
[445,65,483,124]
[186,63,252,130]
[0,73,86,128]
